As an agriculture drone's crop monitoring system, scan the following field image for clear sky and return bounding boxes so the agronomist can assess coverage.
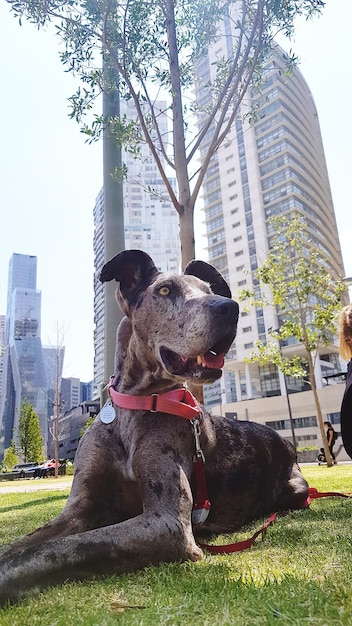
[0,1,351,381]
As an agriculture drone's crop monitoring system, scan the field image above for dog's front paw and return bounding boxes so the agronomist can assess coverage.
[186,540,203,562]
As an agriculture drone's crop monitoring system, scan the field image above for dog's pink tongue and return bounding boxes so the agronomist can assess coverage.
[201,352,224,369]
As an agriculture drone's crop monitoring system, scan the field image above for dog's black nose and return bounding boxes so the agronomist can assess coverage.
[209,298,239,321]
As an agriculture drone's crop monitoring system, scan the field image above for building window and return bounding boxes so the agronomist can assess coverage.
[208,243,226,259]
[326,412,341,426]
[266,415,318,431]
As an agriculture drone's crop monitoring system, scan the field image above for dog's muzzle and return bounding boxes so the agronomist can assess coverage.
[160,298,239,383]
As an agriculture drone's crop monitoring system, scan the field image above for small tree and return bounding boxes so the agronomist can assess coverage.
[80,415,96,439]
[18,400,44,463]
[239,214,346,466]
[3,441,19,471]
[6,0,325,267]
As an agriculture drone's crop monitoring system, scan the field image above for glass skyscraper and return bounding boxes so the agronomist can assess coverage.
[0,254,63,459]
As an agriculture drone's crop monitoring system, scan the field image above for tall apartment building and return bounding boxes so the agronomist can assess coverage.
[0,254,64,458]
[93,100,181,395]
[197,27,347,452]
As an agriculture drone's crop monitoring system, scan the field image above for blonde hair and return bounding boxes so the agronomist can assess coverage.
[338,304,352,361]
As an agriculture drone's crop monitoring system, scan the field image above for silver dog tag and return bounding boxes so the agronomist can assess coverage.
[192,503,210,526]
[100,401,116,424]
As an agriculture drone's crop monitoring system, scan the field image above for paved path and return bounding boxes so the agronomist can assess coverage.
[0,478,73,494]
[1,462,350,495]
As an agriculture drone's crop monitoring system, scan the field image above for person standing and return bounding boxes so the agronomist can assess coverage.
[324,421,337,464]
[338,304,352,459]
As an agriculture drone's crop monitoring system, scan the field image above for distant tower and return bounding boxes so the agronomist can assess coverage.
[0,254,63,458]
[61,377,80,412]
[0,315,6,428]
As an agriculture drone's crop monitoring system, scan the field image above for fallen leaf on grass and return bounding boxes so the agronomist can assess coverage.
[110,597,146,612]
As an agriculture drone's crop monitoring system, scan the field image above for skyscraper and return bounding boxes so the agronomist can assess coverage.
[0,316,6,426]
[0,254,63,458]
[93,100,181,395]
[196,32,347,449]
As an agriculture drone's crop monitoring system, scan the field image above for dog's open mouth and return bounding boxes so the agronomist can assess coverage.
[160,343,227,382]
[196,351,225,369]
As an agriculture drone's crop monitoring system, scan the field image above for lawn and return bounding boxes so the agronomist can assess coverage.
[0,465,351,626]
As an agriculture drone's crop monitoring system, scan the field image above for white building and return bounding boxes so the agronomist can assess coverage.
[93,100,181,395]
[196,22,348,454]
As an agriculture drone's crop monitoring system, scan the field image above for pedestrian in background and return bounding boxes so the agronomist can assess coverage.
[338,304,352,459]
[324,421,337,464]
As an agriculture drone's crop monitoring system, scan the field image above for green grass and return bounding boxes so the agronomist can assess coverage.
[0,475,73,488]
[0,465,351,625]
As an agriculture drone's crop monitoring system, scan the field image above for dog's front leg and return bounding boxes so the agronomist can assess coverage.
[0,466,201,605]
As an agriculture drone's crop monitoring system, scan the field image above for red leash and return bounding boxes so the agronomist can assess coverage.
[198,512,279,554]
[307,486,352,501]
[107,382,351,555]
[198,487,352,554]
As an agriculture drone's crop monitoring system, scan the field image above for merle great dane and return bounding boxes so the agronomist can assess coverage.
[0,250,309,605]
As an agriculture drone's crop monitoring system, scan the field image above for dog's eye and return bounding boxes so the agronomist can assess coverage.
[159,286,170,296]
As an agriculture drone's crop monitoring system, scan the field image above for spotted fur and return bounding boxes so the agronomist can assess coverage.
[0,250,308,605]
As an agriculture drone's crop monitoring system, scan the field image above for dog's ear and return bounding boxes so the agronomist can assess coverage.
[100,250,159,307]
[184,260,232,299]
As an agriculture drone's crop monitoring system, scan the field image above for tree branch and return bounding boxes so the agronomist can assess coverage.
[187,0,247,162]
[190,0,265,205]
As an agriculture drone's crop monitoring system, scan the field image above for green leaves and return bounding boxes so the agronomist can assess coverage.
[6,0,326,265]
[17,400,44,463]
[246,339,307,378]
[240,213,345,378]
[3,441,19,471]
[7,0,326,156]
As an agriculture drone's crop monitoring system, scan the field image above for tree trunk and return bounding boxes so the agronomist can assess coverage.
[306,350,333,467]
[179,205,196,269]
[164,0,195,269]
[179,203,202,404]
[102,60,124,392]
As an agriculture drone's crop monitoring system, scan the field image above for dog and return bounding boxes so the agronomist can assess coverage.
[0,250,309,605]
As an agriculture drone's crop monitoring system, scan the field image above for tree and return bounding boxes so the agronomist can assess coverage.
[18,400,44,463]
[7,0,325,267]
[80,415,96,439]
[239,214,346,466]
[3,441,18,471]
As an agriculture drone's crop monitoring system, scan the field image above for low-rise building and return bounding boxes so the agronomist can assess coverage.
[48,400,100,461]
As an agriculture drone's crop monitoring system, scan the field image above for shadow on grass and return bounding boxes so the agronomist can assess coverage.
[102,561,352,625]
[0,493,68,515]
